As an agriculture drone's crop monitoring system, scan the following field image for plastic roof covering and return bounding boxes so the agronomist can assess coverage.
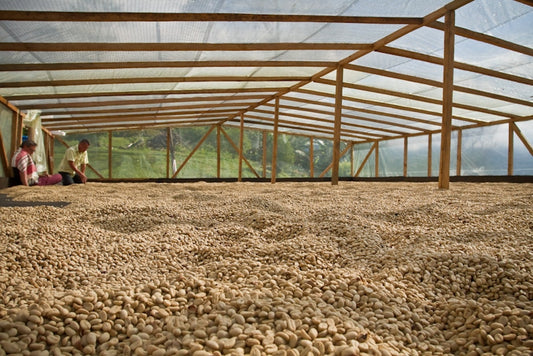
[0,0,531,143]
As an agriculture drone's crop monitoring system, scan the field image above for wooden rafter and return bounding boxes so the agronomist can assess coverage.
[0,42,373,52]
[0,11,424,24]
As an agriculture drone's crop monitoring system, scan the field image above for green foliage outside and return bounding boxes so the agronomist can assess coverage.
[52,123,533,179]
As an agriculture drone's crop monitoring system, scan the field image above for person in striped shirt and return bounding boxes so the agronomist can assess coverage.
[11,140,62,186]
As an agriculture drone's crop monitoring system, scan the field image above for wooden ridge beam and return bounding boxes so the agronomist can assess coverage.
[0,61,336,72]
[4,88,286,101]
[0,42,373,52]
[0,11,424,24]
[2,76,310,88]
[18,94,269,110]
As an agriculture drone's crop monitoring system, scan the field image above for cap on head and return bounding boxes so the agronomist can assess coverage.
[21,140,37,148]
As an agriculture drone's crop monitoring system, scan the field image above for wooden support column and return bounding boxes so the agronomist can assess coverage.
[332,65,343,185]
[375,141,379,177]
[238,114,244,182]
[166,127,170,179]
[309,137,314,178]
[403,137,408,177]
[0,129,10,177]
[217,126,222,178]
[456,129,462,176]
[428,134,433,177]
[438,10,455,189]
[508,122,513,175]
[262,131,267,178]
[271,98,279,184]
[350,143,354,177]
[108,131,113,179]
[12,110,23,158]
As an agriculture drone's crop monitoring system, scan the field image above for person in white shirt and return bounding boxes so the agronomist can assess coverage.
[58,139,90,186]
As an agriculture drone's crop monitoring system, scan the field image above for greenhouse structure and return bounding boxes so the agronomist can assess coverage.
[0,0,532,188]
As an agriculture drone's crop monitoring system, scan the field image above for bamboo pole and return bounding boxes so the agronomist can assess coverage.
[438,10,455,189]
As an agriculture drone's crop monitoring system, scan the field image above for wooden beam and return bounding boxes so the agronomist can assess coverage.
[271,98,280,183]
[512,122,533,156]
[403,137,408,177]
[345,63,533,108]
[316,78,519,120]
[3,76,310,88]
[108,131,113,179]
[310,137,314,178]
[219,127,260,178]
[377,46,533,86]
[429,21,533,57]
[0,11,424,24]
[0,42,373,52]
[319,142,353,178]
[375,141,380,177]
[456,129,462,176]
[0,61,336,72]
[354,142,377,177]
[238,114,244,182]
[22,94,269,111]
[5,88,284,101]
[217,126,221,179]
[294,88,477,125]
[171,125,216,178]
[262,131,267,178]
[42,102,259,117]
[0,129,10,178]
[439,11,455,189]
[332,66,343,185]
[508,123,513,175]
[428,134,433,177]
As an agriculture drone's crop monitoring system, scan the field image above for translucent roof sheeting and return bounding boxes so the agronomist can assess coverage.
[0,0,531,143]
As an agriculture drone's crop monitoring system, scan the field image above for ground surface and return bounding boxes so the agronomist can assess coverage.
[0,182,532,355]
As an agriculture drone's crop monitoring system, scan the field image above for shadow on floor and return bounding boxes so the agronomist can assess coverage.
[0,194,70,208]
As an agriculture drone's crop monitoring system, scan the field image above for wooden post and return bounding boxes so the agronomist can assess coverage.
[332,65,343,185]
[271,98,279,184]
[456,129,462,176]
[217,125,221,178]
[508,122,513,175]
[438,10,455,189]
[166,127,170,179]
[309,137,314,178]
[428,134,433,177]
[403,137,408,177]
[108,131,113,179]
[238,114,244,182]
[0,130,10,177]
[375,141,379,177]
[262,131,267,178]
[49,133,54,174]
[350,143,354,177]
